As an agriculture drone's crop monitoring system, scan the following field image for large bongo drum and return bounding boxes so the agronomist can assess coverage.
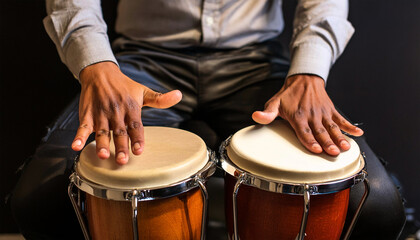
[220,120,369,240]
[68,127,216,240]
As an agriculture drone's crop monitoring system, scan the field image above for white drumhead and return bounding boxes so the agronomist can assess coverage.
[226,120,364,183]
[77,127,208,189]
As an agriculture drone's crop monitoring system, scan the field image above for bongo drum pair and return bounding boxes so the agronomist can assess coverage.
[69,121,369,240]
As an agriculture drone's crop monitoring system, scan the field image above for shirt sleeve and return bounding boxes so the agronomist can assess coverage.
[43,0,118,80]
[286,0,355,83]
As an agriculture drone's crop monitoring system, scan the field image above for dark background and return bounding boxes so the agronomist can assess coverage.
[1,0,419,234]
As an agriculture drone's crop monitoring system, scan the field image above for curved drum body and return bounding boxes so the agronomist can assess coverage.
[220,121,369,240]
[68,127,216,240]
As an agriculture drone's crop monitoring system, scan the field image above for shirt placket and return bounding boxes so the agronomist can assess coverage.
[201,0,221,47]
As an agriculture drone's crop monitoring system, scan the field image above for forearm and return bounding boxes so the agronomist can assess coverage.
[43,0,117,79]
[287,0,354,82]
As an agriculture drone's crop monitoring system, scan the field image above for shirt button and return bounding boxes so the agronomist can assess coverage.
[206,17,214,26]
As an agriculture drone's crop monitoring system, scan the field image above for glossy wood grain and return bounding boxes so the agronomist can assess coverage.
[225,174,350,240]
[85,187,203,240]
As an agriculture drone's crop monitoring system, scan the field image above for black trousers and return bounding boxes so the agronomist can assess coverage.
[11,38,405,239]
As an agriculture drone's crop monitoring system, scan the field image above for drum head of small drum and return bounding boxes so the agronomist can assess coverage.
[77,127,208,189]
[226,120,364,184]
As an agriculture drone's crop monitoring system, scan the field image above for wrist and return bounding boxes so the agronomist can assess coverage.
[79,61,119,85]
[285,74,325,88]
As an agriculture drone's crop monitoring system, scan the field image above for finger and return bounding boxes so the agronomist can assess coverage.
[95,116,111,159]
[252,99,280,124]
[332,112,364,136]
[72,121,93,151]
[310,121,340,156]
[288,120,323,154]
[143,89,182,109]
[323,119,350,151]
[112,120,130,165]
[126,109,144,155]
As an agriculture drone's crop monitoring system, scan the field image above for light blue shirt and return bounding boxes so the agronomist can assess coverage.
[44,0,354,82]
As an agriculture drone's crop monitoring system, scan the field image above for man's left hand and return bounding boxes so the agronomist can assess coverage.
[252,74,363,156]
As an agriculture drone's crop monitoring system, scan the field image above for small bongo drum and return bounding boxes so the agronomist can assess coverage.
[68,127,216,240]
[220,120,369,240]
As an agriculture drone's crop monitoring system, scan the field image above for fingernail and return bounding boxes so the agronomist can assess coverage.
[312,143,322,151]
[99,148,108,155]
[328,145,339,152]
[73,139,82,147]
[133,143,141,151]
[117,152,126,160]
[340,140,350,148]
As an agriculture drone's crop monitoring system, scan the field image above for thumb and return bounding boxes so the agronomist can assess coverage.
[252,100,279,125]
[143,89,182,109]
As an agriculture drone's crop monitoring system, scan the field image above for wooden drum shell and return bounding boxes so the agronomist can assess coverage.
[225,174,350,240]
[85,187,203,240]
[70,127,215,240]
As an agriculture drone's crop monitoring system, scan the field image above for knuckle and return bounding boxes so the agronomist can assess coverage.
[328,123,339,131]
[314,127,327,136]
[144,90,162,101]
[78,124,93,132]
[298,127,312,135]
[112,102,120,111]
[154,92,163,98]
[127,121,142,131]
[98,103,112,115]
[108,100,120,112]
[309,108,316,116]
[126,99,139,111]
[340,118,349,125]
[96,129,110,137]
[114,128,128,137]
[292,108,305,120]
[127,103,136,111]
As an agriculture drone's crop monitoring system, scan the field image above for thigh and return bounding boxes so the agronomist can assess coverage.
[347,136,406,239]
[11,97,84,240]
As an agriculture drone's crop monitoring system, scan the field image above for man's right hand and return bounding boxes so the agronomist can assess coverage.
[71,61,182,165]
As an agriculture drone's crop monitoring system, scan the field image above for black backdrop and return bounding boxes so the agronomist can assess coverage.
[1,0,419,233]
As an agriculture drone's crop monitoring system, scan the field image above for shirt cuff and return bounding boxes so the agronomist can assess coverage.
[286,43,333,84]
[63,32,118,80]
